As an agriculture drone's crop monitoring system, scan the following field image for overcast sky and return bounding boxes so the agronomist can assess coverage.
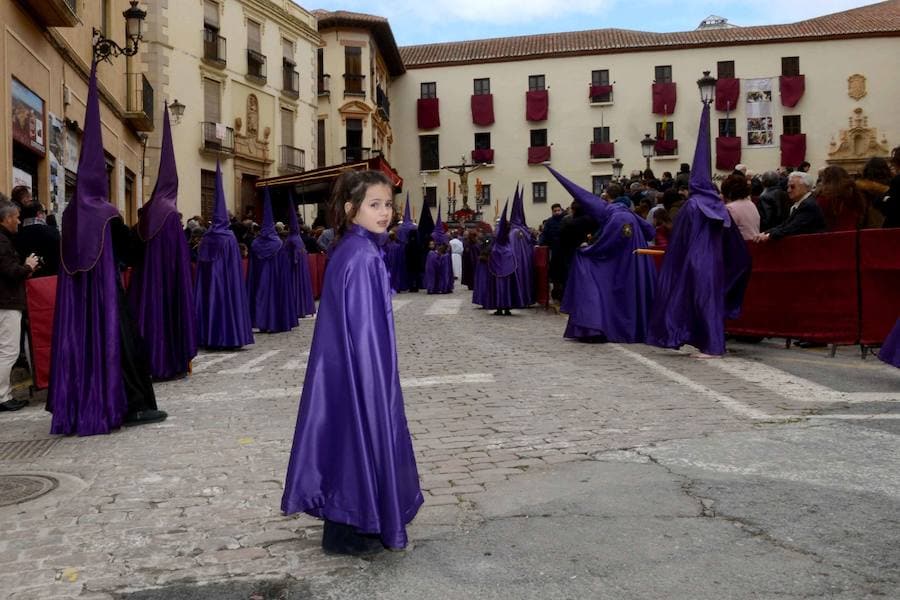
[303,0,880,46]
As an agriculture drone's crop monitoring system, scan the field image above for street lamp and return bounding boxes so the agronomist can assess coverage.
[93,1,147,63]
[168,99,186,124]
[696,70,717,105]
[611,158,623,180]
[640,133,655,171]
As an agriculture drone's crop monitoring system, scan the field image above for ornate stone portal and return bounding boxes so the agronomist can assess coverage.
[826,108,890,174]
[233,93,272,213]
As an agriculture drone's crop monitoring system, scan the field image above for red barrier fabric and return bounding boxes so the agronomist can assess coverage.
[715,136,742,171]
[528,145,551,164]
[471,94,494,125]
[715,78,740,112]
[590,142,615,159]
[779,75,805,107]
[533,246,549,307]
[25,275,58,390]
[655,139,678,155]
[859,229,900,345]
[526,90,548,121]
[726,232,859,344]
[651,82,676,114]
[589,84,613,100]
[308,253,326,299]
[780,134,806,167]
[241,257,248,280]
[472,148,495,164]
[121,267,133,290]
[417,97,440,129]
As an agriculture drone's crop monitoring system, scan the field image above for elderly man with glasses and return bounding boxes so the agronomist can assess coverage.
[755,171,826,242]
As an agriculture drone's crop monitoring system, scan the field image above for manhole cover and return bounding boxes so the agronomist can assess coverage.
[0,474,59,507]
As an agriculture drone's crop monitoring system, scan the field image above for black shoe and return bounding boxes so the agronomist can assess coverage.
[123,409,168,427]
[493,309,503,316]
[0,398,28,412]
[503,309,512,316]
[322,519,384,557]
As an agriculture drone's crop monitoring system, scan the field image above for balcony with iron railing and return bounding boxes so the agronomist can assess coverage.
[282,63,299,99]
[280,145,305,172]
[124,73,154,132]
[318,74,330,96]
[246,49,267,85]
[343,74,365,97]
[341,146,381,163]
[376,85,390,120]
[201,121,235,155]
[202,28,227,67]
[24,0,78,26]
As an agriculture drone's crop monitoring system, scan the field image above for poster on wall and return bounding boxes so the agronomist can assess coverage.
[744,78,775,148]
[12,167,33,191]
[48,114,65,214]
[11,77,46,156]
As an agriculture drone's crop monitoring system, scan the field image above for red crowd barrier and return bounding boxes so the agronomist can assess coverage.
[859,229,900,345]
[25,276,58,391]
[308,253,326,299]
[533,246,549,307]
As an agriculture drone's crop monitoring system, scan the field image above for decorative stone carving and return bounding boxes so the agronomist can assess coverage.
[247,95,259,137]
[233,94,270,167]
[847,74,867,101]
[826,108,890,173]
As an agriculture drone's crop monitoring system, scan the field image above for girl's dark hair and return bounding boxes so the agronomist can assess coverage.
[817,165,862,218]
[862,157,892,183]
[328,169,393,238]
[721,173,750,202]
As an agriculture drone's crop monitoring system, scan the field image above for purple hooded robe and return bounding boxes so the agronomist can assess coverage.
[509,185,535,306]
[425,205,453,294]
[248,189,297,333]
[646,103,752,355]
[282,224,423,549]
[194,162,254,348]
[128,103,197,379]
[547,166,657,342]
[284,191,316,318]
[49,62,150,435]
[879,318,900,368]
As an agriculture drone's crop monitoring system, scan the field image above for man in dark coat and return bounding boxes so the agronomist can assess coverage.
[555,199,598,301]
[756,171,826,241]
[14,202,59,277]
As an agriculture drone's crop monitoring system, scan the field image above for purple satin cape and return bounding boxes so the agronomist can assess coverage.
[136,102,178,242]
[561,204,657,342]
[284,195,316,318]
[49,226,128,435]
[424,251,453,294]
[487,203,521,308]
[128,213,197,378]
[248,190,296,332]
[879,318,900,368]
[397,194,417,244]
[282,225,423,549]
[194,163,254,348]
[385,239,408,292]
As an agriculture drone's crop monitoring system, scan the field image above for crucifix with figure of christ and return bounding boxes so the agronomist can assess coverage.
[441,156,483,211]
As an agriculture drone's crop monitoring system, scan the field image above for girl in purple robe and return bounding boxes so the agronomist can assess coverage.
[282,170,423,556]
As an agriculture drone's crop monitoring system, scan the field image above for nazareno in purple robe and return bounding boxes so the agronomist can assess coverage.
[393,194,415,292]
[194,162,254,349]
[384,237,406,292]
[282,224,423,549]
[509,186,535,306]
[547,166,657,342]
[646,103,751,356]
[475,202,518,309]
[248,188,297,333]
[424,250,453,294]
[48,62,134,435]
[285,191,316,318]
[128,104,197,379]
[879,318,900,368]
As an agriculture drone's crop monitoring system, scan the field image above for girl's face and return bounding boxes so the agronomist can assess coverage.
[348,184,393,234]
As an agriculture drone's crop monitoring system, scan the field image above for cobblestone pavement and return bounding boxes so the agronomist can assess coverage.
[0,286,898,598]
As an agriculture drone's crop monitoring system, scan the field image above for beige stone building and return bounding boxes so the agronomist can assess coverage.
[1,0,152,223]
[390,2,900,226]
[141,0,319,221]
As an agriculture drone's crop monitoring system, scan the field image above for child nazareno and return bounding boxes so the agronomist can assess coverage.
[282,170,423,556]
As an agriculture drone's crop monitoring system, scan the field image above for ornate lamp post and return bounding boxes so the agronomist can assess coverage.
[92,1,147,63]
[697,70,717,173]
[611,158,623,181]
[640,133,655,172]
[168,99,186,124]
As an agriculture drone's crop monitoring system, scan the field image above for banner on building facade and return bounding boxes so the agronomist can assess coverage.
[11,77,46,156]
[745,78,774,148]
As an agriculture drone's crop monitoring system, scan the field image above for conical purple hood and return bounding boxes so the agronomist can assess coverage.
[397,192,416,242]
[689,103,730,224]
[545,165,611,224]
[287,189,301,236]
[210,160,229,231]
[432,202,449,245]
[251,187,282,259]
[495,201,511,245]
[511,183,528,228]
[489,201,517,278]
[60,61,120,274]
[197,161,237,262]
[137,101,179,241]
[403,193,412,222]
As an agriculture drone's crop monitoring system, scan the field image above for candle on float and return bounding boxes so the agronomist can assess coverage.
[452,181,456,197]
[448,179,451,195]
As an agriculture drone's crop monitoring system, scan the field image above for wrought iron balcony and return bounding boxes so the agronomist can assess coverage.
[318,74,330,96]
[376,85,390,120]
[340,146,374,163]
[282,64,299,99]
[343,74,365,97]
[23,0,78,27]
[246,49,267,84]
[280,145,305,172]
[124,73,154,132]
[203,29,227,67]
[201,122,234,154]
